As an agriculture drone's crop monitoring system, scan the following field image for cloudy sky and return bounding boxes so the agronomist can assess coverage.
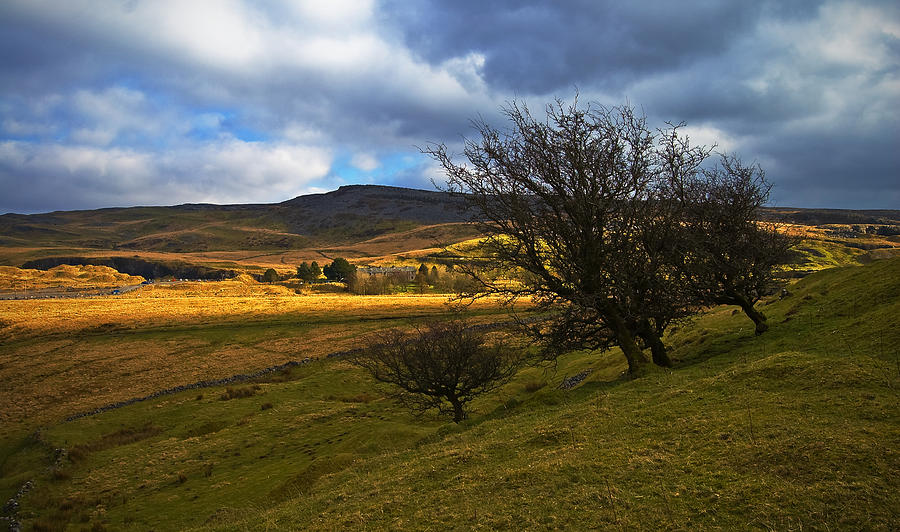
[1,0,897,214]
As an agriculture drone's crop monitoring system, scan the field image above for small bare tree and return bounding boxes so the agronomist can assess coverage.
[350,320,519,423]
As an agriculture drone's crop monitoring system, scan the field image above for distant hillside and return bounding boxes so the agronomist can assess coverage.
[275,185,470,242]
[2,184,897,269]
[0,185,469,259]
[759,207,900,225]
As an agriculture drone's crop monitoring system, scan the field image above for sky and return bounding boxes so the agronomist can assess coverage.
[0,0,897,214]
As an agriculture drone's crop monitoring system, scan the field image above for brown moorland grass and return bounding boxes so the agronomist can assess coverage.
[0,286,508,429]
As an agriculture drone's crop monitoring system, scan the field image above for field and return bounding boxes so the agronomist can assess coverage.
[0,284,509,430]
[0,256,896,530]
[1,202,899,530]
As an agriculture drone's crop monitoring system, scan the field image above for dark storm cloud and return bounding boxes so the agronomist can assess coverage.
[383,1,782,93]
[0,0,897,213]
[382,0,899,208]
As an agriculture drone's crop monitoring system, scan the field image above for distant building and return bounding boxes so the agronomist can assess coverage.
[357,266,417,281]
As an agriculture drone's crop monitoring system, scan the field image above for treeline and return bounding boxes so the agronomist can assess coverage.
[348,264,478,295]
[258,258,475,295]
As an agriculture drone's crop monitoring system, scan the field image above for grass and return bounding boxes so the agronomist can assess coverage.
[0,264,144,291]
[10,361,448,531]
[203,257,899,531]
[0,287,509,431]
[2,257,897,530]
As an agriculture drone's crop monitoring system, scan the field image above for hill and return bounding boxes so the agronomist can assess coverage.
[760,207,900,226]
[0,185,482,278]
[2,185,897,277]
[2,256,897,530]
[0,186,469,256]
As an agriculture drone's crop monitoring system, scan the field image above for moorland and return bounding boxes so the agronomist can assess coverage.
[1,185,898,530]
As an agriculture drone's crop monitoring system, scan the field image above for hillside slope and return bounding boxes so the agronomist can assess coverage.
[206,257,899,530]
[0,186,469,259]
[6,258,897,531]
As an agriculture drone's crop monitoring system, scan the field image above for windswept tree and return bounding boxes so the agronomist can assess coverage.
[673,154,796,334]
[351,319,519,423]
[427,100,705,373]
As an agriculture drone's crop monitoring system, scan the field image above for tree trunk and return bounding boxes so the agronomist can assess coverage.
[733,292,768,334]
[604,305,648,375]
[449,397,466,424]
[638,321,672,367]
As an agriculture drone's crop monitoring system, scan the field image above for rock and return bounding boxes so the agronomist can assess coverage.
[559,369,593,390]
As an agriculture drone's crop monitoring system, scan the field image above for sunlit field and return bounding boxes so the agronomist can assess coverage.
[0,281,510,430]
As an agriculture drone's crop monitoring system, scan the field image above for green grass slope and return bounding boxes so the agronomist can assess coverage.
[208,258,899,531]
[8,258,900,531]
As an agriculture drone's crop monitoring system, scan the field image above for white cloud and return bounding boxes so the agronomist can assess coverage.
[0,138,333,211]
[679,125,740,154]
[70,128,116,146]
[350,152,380,172]
[287,0,374,28]
[2,0,504,184]
[67,86,188,146]
[186,139,332,192]
[282,123,326,144]
[441,52,487,93]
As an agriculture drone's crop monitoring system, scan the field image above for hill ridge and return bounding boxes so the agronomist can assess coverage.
[1,185,898,270]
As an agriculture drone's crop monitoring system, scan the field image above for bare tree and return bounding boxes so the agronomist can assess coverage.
[673,154,796,333]
[350,320,519,423]
[426,100,707,374]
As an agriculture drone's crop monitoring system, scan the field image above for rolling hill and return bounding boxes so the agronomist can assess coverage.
[0,185,478,276]
[1,185,898,278]
[0,186,470,254]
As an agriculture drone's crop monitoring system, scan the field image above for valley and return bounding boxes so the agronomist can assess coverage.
[0,186,898,531]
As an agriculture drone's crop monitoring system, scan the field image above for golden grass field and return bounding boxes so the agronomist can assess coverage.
[0,264,144,291]
[0,279,507,431]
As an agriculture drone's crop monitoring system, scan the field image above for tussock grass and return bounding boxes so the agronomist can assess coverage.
[68,423,162,462]
[219,386,259,401]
